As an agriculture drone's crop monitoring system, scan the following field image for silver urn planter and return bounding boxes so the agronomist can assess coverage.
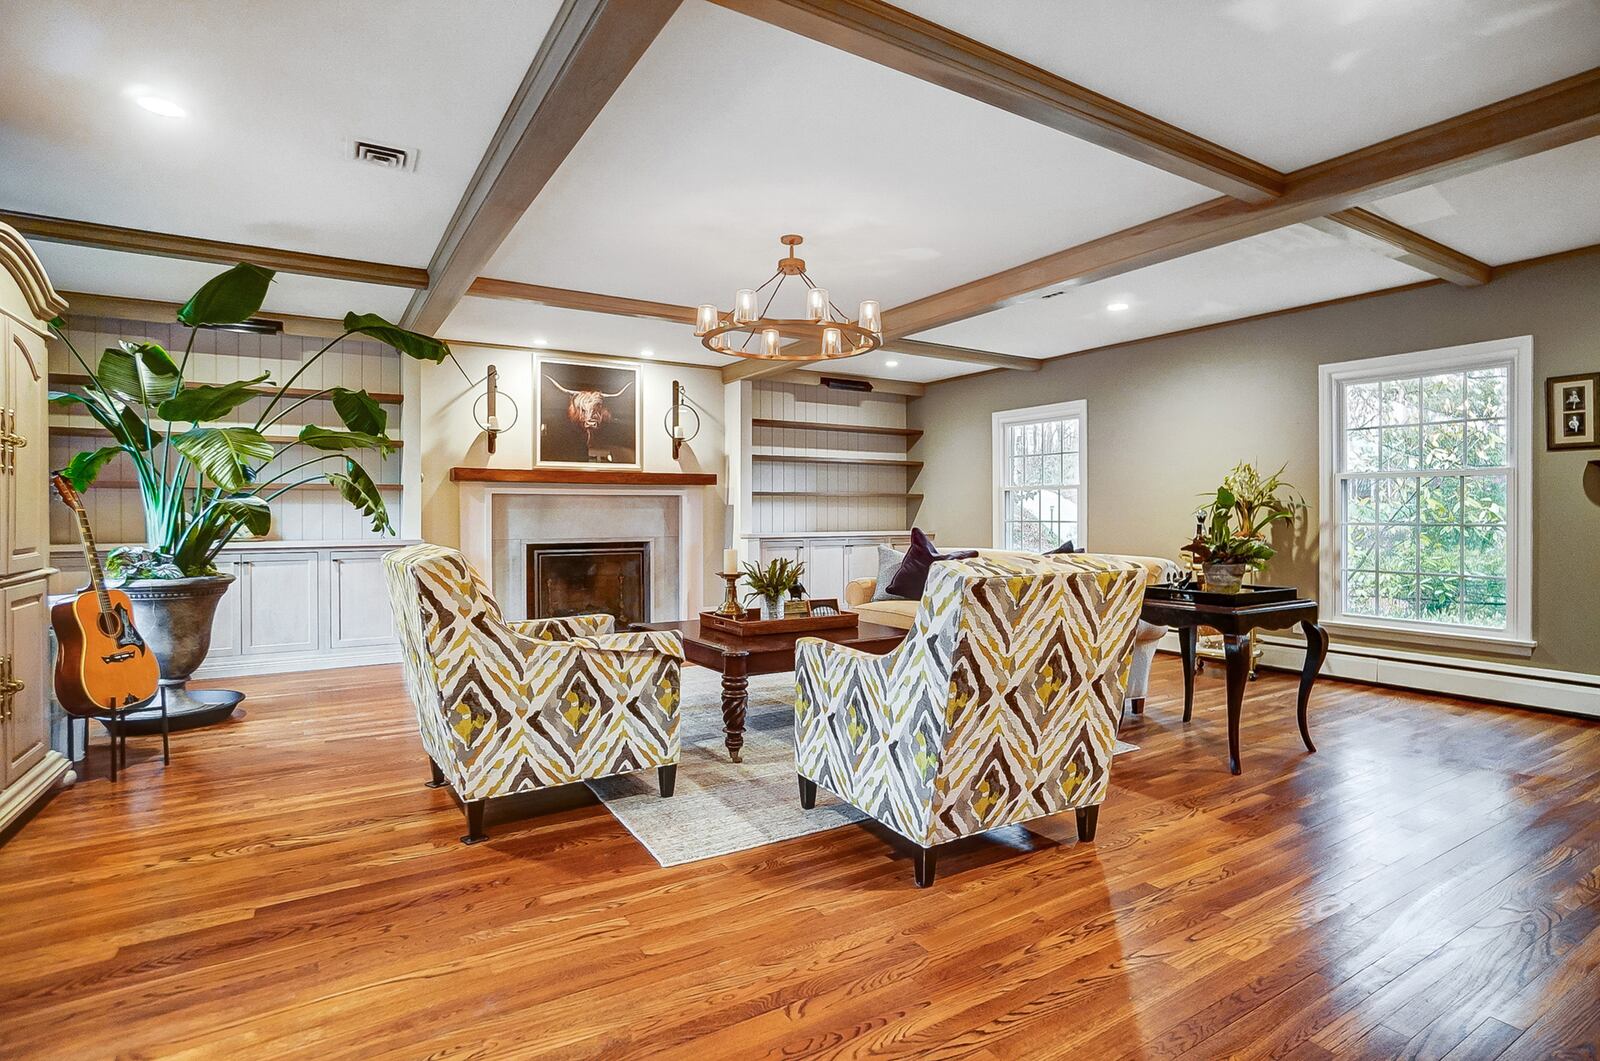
[118,574,245,733]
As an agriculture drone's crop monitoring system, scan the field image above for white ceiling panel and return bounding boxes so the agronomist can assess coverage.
[915,224,1433,358]
[0,0,558,265]
[1368,138,1600,266]
[440,298,736,368]
[37,243,412,321]
[485,0,1214,310]
[795,350,988,385]
[893,0,1600,172]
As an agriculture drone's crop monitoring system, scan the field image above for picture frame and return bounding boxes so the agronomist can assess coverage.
[535,357,643,468]
[1546,372,1600,450]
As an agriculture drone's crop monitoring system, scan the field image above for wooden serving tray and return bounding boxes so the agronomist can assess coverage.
[700,603,858,637]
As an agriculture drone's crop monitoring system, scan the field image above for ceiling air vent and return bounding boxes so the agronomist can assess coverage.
[351,140,415,171]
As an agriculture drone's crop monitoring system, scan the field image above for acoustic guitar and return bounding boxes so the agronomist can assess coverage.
[49,475,160,714]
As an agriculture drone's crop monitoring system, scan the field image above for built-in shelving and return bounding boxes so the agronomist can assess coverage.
[752,453,921,471]
[752,417,921,441]
[754,491,923,502]
[50,421,405,446]
[49,373,404,405]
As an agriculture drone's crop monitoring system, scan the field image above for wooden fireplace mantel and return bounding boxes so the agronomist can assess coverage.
[449,467,718,487]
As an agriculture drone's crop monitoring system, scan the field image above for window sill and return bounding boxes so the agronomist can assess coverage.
[1320,617,1536,657]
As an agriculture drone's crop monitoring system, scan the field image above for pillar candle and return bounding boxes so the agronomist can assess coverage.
[723,548,740,574]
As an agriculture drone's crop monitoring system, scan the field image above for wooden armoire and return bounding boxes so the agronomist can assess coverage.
[0,221,72,836]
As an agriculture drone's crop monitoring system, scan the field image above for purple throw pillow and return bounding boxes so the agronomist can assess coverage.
[884,528,978,599]
[1043,540,1082,555]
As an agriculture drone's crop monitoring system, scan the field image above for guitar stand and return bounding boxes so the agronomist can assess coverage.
[65,687,170,782]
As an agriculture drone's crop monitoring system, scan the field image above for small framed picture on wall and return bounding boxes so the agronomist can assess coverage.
[536,358,642,468]
[1546,372,1600,450]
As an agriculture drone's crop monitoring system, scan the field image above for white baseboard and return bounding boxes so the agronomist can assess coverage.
[193,646,402,680]
[1155,632,1600,721]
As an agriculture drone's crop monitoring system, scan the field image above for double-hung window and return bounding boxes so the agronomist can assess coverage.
[992,400,1085,552]
[1318,337,1532,652]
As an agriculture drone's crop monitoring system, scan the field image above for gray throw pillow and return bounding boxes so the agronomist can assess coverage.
[870,545,906,601]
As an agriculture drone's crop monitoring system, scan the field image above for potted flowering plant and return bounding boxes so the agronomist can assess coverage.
[1182,461,1304,592]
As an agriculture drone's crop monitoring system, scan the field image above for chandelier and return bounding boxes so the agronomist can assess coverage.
[695,234,882,361]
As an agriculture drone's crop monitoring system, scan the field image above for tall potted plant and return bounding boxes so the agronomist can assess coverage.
[1182,461,1304,591]
[49,263,448,726]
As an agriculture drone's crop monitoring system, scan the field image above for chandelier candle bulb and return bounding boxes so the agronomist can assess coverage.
[734,289,757,324]
[695,304,718,335]
[821,327,843,358]
[762,328,782,357]
[858,300,881,335]
[806,287,829,322]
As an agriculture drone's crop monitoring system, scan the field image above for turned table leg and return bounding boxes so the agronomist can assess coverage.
[1298,620,1329,754]
[720,652,749,763]
[1222,634,1251,775]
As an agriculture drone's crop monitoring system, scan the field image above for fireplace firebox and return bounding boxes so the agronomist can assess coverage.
[526,542,651,627]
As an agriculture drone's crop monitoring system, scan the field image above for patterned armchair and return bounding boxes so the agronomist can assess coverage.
[795,553,1147,886]
[383,544,682,844]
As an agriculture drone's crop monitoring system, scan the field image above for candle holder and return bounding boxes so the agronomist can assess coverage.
[715,572,744,617]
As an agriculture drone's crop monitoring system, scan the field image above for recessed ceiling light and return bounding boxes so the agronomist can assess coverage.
[884,359,899,368]
[134,95,186,118]
[531,337,548,347]
[640,349,656,358]
[1106,301,1130,312]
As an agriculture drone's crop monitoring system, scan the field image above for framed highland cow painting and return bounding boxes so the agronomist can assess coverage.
[536,358,642,468]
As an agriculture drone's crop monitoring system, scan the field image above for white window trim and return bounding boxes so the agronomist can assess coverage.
[991,399,1087,551]
[1317,336,1534,656]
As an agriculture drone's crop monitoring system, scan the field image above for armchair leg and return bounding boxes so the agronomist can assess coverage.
[798,774,817,810]
[914,846,938,888]
[658,764,677,798]
[426,759,449,789]
[1075,804,1100,842]
[1129,696,1145,715]
[460,800,488,845]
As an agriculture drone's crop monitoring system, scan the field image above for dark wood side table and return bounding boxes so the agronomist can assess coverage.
[630,618,908,762]
[1138,591,1330,775]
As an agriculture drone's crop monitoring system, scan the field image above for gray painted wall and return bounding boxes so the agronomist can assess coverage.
[908,249,1600,675]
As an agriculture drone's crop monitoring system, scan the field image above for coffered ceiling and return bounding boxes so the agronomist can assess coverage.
[2,0,1596,384]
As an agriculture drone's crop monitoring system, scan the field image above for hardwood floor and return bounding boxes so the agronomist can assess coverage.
[1,657,1596,1060]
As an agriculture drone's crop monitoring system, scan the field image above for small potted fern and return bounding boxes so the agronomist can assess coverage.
[740,557,806,620]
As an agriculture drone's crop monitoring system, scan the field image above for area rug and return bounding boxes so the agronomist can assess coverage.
[588,669,1138,868]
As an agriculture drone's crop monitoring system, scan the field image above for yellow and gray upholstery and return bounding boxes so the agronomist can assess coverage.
[846,549,1176,712]
[384,544,681,842]
[798,553,1147,884]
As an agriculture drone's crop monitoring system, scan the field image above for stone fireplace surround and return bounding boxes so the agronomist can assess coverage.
[458,482,706,623]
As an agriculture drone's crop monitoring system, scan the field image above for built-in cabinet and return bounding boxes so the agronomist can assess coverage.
[1,221,73,837]
[757,533,914,603]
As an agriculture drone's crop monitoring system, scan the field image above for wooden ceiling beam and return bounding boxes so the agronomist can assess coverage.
[711,0,1283,202]
[879,67,1600,339]
[1321,207,1492,286]
[884,337,1039,371]
[401,0,684,335]
[0,210,427,288]
[467,276,697,325]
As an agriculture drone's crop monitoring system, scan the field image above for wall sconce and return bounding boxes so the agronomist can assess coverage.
[664,380,700,460]
[469,363,519,454]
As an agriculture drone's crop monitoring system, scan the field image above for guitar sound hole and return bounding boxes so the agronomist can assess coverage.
[97,612,123,638]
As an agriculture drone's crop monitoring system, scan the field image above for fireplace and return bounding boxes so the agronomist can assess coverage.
[526,541,651,627]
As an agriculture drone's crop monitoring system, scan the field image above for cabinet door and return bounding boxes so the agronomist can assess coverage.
[758,540,804,567]
[805,542,847,603]
[845,540,882,584]
[239,551,319,655]
[329,551,397,649]
[206,556,242,659]
[4,322,48,576]
[4,579,49,787]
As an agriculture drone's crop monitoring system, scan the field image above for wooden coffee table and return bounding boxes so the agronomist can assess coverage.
[630,617,908,762]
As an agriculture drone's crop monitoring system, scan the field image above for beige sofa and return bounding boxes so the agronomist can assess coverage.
[845,548,1178,712]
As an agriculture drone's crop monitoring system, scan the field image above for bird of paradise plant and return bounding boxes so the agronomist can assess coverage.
[48,262,449,579]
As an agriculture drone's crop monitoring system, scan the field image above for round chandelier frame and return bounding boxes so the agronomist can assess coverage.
[696,234,882,362]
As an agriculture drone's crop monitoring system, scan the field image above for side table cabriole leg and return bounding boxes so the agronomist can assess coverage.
[1222,634,1251,776]
[1178,625,1198,723]
[1297,620,1330,754]
[720,652,749,763]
